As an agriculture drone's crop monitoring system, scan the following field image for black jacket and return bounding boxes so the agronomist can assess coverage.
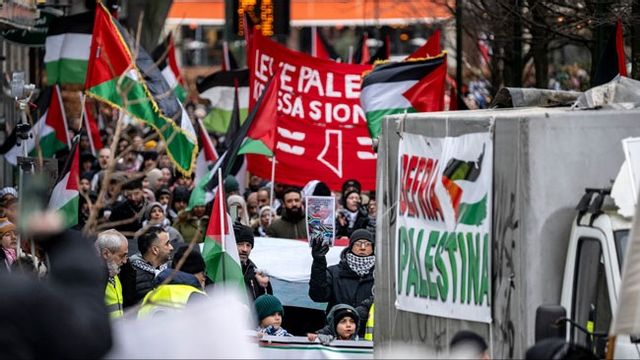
[108,199,146,238]
[336,206,369,238]
[243,258,273,301]
[308,248,374,337]
[0,230,112,358]
[126,254,168,305]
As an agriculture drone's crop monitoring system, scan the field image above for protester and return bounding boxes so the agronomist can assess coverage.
[234,223,272,301]
[123,226,173,305]
[266,188,306,239]
[0,215,112,358]
[141,202,184,249]
[307,304,360,344]
[257,187,271,208]
[254,294,293,337]
[91,147,112,192]
[95,229,129,318]
[108,177,148,240]
[0,219,17,271]
[228,194,250,226]
[253,206,275,237]
[246,192,259,220]
[449,330,490,360]
[336,187,369,238]
[174,203,209,244]
[171,186,190,215]
[138,245,207,318]
[309,229,375,337]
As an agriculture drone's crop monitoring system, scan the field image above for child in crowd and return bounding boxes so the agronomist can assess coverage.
[255,294,293,337]
[307,304,360,344]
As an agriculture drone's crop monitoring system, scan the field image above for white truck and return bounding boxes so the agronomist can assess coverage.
[373,104,640,358]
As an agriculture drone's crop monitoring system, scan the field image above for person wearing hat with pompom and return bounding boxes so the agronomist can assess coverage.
[309,228,375,337]
[254,294,292,337]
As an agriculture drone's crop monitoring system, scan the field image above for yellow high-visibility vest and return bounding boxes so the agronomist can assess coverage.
[364,303,374,341]
[105,275,124,319]
[138,284,206,318]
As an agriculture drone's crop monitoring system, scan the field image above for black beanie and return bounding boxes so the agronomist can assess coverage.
[342,189,361,207]
[349,229,374,250]
[312,182,332,196]
[333,307,359,334]
[234,223,254,248]
[172,246,205,274]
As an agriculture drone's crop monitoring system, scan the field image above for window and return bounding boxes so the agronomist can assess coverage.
[571,238,612,356]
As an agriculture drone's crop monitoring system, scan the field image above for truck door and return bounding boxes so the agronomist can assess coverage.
[571,237,612,357]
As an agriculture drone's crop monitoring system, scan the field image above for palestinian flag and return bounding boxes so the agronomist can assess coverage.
[407,29,441,60]
[202,170,244,287]
[48,140,79,229]
[360,53,447,138]
[205,71,280,192]
[197,69,249,133]
[3,86,70,165]
[44,11,93,85]
[82,97,104,155]
[84,4,197,175]
[592,19,627,86]
[152,34,188,103]
[188,117,220,211]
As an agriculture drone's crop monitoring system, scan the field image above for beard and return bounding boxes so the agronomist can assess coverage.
[107,260,120,278]
[283,206,304,222]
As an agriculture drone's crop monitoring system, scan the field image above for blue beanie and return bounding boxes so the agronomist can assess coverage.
[255,294,284,321]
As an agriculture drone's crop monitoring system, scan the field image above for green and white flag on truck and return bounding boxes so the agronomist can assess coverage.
[3,86,70,165]
[202,171,244,287]
[360,53,447,139]
[44,11,93,85]
[48,140,79,228]
[395,132,492,323]
[197,69,249,133]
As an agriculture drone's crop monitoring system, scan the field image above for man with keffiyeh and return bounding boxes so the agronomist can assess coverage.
[308,229,375,338]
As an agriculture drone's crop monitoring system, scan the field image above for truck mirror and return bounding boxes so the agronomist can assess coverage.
[535,305,567,342]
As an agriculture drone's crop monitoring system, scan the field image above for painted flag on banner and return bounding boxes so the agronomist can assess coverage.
[3,86,70,165]
[197,69,249,134]
[152,34,188,103]
[48,139,79,229]
[83,98,104,155]
[407,29,441,60]
[360,53,447,138]
[44,11,93,85]
[202,172,244,287]
[592,19,627,86]
[84,3,197,175]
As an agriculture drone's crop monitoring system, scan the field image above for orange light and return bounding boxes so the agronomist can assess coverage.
[400,33,409,41]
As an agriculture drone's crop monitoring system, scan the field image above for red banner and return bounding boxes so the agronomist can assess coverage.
[247,32,376,191]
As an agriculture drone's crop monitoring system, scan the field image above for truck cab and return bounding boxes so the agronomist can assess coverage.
[556,189,637,358]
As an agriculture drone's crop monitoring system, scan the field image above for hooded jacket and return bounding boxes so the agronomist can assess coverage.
[309,247,374,337]
[316,304,360,340]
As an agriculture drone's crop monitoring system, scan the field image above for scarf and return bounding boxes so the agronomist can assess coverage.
[3,247,16,265]
[257,325,293,337]
[346,252,375,277]
[345,209,358,228]
[130,255,168,276]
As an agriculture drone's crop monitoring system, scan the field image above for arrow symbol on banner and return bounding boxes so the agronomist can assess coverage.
[317,129,343,177]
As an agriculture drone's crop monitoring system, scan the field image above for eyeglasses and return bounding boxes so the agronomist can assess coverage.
[353,240,372,248]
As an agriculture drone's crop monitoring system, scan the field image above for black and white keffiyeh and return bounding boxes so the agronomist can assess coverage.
[346,253,375,277]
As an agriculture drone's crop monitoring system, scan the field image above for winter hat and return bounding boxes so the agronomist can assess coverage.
[173,186,190,203]
[145,168,164,191]
[0,218,15,235]
[313,182,331,196]
[172,245,205,275]
[332,306,360,334]
[450,330,488,354]
[0,187,18,199]
[233,223,254,248]
[80,171,94,181]
[349,229,374,250]
[254,294,284,321]
[341,179,361,195]
[342,189,361,207]
[156,186,172,199]
[144,202,164,220]
[224,175,240,194]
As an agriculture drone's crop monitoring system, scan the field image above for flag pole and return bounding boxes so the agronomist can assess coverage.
[269,155,276,222]
[217,167,227,282]
[311,26,317,57]
[222,40,230,71]
[348,45,354,64]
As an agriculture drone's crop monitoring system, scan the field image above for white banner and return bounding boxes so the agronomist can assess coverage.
[257,336,373,359]
[395,132,492,323]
